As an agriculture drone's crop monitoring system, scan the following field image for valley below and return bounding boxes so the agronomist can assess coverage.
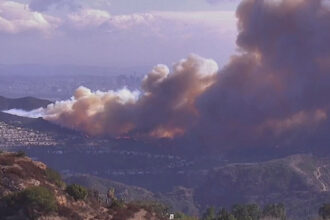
[1,96,330,220]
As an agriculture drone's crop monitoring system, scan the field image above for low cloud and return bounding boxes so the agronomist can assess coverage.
[67,9,111,29]
[0,2,237,35]
[29,0,71,12]
[0,1,60,34]
[29,0,111,12]
[67,9,155,30]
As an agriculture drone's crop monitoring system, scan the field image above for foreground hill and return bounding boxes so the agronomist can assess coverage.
[0,111,78,134]
[0,152,167,220]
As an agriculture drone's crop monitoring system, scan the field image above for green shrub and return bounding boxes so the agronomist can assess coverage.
[109,199,125,209]
[108,200,135,220]
[130,201,169,218]
[202,207,216,220]
[45,167,65,188]
[16,150,26,157]
[232,204,261,220]
[175,211,199,220]
[22,186,57,213]
[0,186,57,219]
[263,203,286,220]
[0,156,14,166]
[319,203,330,220]
[217,208,237,220]
[66,184,88,201]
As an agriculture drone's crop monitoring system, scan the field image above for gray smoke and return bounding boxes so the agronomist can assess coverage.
[195,0,330,148]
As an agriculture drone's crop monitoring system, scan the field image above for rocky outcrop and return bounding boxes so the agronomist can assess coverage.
[0,152,165,220]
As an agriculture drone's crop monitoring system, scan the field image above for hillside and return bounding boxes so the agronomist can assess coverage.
[1,95,330,219]
[65,174,199,216]
[65,174,156,202]
[0,152,168,220]
[0,111,79,134]
[64,155,330,220]
[0,96,51,111]
[194,154,330,220]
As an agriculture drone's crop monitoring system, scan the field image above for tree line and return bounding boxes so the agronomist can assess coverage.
[200,203,330,220]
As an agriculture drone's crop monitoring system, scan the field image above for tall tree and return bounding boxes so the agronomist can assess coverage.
[319,204,330,220]
[262,203,286,220]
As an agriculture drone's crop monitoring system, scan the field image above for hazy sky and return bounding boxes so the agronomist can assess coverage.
[0,0,239,67]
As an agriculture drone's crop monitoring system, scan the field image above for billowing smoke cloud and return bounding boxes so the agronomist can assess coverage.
[195,0,330,148]
[8,0,330,150]
[43,55,218,138]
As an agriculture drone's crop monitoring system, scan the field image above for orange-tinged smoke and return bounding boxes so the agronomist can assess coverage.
[43,54,219,138]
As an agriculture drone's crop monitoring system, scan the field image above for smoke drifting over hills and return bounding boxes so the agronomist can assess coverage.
[44,55,219,138]
[6,0,330,149]
[3,108,44,118]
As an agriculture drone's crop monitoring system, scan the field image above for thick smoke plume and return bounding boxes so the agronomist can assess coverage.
[195,0,330,148]
[16,0,330,149]
[44,55,219,138]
